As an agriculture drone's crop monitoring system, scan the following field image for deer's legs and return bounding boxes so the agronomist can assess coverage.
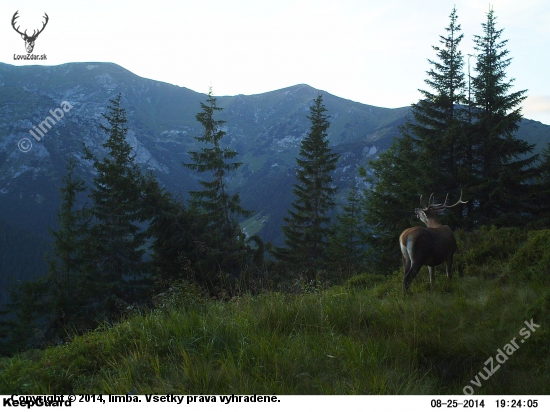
[403,261,422,292]
[446,255,453,279]
[402,255,411,277]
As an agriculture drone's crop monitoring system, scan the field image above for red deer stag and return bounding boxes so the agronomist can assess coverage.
[400,192,467,292]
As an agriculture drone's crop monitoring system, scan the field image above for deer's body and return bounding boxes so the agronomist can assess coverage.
[400,193,466,292]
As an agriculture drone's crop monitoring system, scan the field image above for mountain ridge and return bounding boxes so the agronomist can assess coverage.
[0,61,549,291]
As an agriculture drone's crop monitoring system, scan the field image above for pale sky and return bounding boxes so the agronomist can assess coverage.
[2,0,550,124]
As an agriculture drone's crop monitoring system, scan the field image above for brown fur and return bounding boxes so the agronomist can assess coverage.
[400,193,466,292]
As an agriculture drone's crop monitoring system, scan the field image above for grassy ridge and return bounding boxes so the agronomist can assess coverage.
[1,228,549,394]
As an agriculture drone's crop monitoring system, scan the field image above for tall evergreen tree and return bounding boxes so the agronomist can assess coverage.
[362,134,424,273]
[404,7,468,225]
[469,7,537,226]
[184,88,251,243]
[82,94,148,310]
[414,7,465,148]
[44,156,89,331]
[275,94,340,274]
[362,9,467,272]
[3,157,90,347]
[183,89,253,287]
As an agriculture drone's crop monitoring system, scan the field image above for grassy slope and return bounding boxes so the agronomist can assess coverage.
[1,228,549,395]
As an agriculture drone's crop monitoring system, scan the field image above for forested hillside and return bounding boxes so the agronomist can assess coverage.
[1,227,549,394]
[1,6,549,395]
[0,220,49,307]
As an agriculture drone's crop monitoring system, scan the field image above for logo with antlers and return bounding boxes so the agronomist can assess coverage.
[11,11,49,54]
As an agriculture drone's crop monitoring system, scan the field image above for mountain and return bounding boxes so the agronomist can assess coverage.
[1,62,549,294]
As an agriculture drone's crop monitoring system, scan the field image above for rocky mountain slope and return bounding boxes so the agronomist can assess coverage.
[1,62,549,290]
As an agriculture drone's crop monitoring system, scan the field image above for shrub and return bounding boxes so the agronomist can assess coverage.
[454,226,528,278]
[508,229,550,284]
[151,279,209,312]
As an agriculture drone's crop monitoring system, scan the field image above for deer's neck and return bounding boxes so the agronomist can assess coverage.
[426,218,443,228]
[424,213,443,228]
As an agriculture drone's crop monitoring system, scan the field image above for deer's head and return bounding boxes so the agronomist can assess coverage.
[12,11,49,54]
[415,191,467,227]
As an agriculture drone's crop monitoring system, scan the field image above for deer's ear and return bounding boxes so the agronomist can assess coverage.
[21,34,25,39]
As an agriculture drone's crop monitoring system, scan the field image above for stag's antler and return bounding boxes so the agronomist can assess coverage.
[424,190,467,211]
[11,11,49,39]
[11,11,25,36]
[420,193,441,209]
[32,13,49,39]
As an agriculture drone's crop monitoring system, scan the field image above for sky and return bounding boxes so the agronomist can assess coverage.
[2,0,550,125]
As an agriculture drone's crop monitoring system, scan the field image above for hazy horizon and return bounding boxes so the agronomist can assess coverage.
[2,0,549,124]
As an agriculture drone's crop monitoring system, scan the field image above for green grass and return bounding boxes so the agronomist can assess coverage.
[240,213,270,238]
[1,228,549,394]
[1,276,549,394]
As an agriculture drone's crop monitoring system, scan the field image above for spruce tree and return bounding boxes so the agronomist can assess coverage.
[362,134,424,273]
[327,188,368,274]
[405,7,468,225]
[44,156,89,331]
[275,94,340,274]
[4,157,90,346]
[82,94,148,312]
[183,89,252,284]
[469,7,537,226]
[146,185,208,287]
[362,9,467,272]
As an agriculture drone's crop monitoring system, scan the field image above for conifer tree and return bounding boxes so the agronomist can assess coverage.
[362,9,467,272]
[146,184,208,287]
[183,89,252,286]
[82,94,148,310]
[4,157,90,346]
[275,94,340,274]
[44,156,89,331]
[184,88,251,243]
[363,7,537,272]
[362,134,424,273]
[469,8,537,226]
[404,7,468,225]
[327,188,368,274]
